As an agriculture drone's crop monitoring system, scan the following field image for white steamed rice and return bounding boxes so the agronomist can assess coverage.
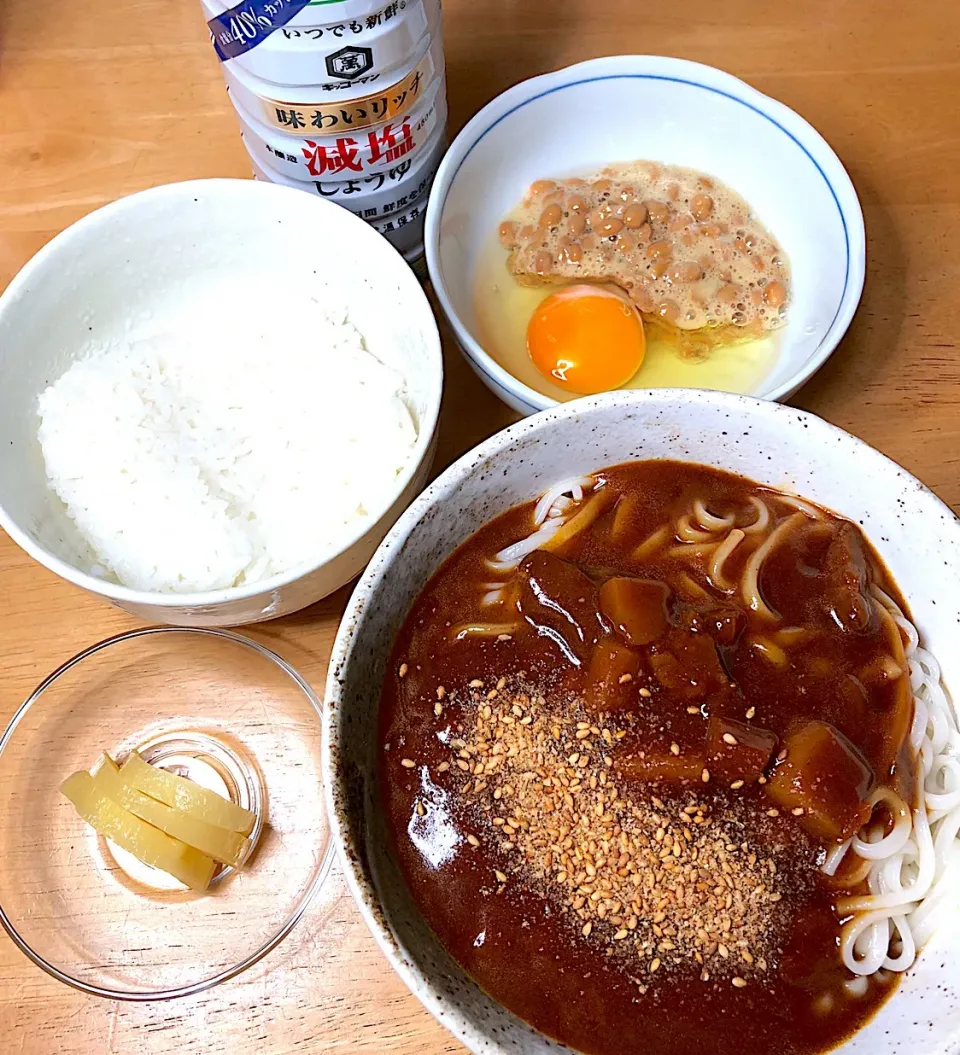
[36,304,417,593]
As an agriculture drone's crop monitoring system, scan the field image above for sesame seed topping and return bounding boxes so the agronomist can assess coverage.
[730,780,745,790]
[426,676,790,988]
[639,687,652,698]
[722,733,738,746]
[732,976,748,988]
[745,707,756,719]
[400,758,415,769]
[434,702,443,717]
[399,663,409,678]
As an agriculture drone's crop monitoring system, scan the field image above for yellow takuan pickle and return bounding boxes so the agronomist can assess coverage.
[60,771,216,891]
[95,755,251,868]
[119,750,256,835]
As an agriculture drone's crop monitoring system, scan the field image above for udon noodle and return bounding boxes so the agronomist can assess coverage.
[829,587,960,978]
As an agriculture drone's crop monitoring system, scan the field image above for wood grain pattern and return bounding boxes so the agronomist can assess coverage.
[0,0,957,1049]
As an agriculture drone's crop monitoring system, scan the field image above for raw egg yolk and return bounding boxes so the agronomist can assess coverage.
[526,285,646,395]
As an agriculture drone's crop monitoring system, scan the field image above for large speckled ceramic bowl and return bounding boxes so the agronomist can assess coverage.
[323,389,960,1055]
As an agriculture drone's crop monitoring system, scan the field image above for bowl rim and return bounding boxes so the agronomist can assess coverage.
[424,53,867,412]
[0,177,443,609]
[322,386,959,1054]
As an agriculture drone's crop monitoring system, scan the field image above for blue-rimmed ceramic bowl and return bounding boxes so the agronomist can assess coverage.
[425,55,866,415]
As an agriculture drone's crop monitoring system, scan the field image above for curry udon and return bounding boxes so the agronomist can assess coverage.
[379,461,958,1055]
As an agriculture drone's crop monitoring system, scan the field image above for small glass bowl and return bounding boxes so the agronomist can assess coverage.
[0,627,332,1000]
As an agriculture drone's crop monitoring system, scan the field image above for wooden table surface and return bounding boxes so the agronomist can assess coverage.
[1,0,958,1050]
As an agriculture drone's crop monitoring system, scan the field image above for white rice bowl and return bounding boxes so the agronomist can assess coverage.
[0,179,442,626]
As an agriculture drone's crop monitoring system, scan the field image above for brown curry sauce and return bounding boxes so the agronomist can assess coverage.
[379,461,907,1055]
